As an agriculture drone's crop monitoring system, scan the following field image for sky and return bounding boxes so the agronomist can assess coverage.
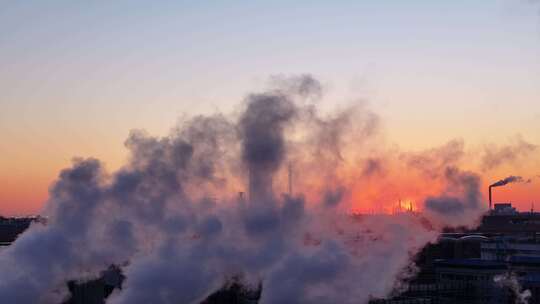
[0,0,539,215]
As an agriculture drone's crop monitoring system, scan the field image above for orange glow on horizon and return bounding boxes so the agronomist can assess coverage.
[2,166,539,216]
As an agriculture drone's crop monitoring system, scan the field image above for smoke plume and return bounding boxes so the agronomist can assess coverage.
[240,92,296,202]
[481,137,537,171]
[490,176,528,188]
[0,75,489,304]
[403,139,465,179]
[494,273,531,304]
[424,167,483,227]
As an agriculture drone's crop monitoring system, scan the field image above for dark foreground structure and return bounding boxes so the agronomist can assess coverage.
[370,203,540,304]
[0,216,36,246]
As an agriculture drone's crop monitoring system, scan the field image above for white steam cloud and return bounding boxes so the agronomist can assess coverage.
[0,75,486,304]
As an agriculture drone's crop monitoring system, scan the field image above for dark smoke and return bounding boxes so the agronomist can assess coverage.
[424,167,484,227]
[268,74,323,100]
[240,93,296,202]
[322,187,346,208]
[490,175,527,187]
[362,158,385,177]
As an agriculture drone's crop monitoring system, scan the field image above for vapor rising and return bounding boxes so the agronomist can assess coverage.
[0,75,487,304]
[494,273,532,304]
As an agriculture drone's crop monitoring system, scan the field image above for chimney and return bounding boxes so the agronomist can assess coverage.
[488,186,492,210]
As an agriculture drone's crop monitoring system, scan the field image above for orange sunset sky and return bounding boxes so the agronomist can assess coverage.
[1,1,539,215]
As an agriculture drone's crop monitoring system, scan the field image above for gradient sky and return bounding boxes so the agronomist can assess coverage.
[1,0,539,215]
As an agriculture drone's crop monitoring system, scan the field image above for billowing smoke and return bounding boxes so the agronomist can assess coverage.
[424,167,484,227]
[240,92,296,202]
[268,74,323,100]
[0,75,490,304]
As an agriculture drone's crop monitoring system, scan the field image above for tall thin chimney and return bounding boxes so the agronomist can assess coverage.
[488,186,492,210]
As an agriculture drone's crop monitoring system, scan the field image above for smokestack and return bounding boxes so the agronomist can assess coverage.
[489,176,526,210]
[489,186,492,210]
